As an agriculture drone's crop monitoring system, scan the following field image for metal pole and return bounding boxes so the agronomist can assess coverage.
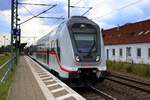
[68,0,70,18]
[16,0,18,64]
[11,0,15,68]
[11,0,19,65]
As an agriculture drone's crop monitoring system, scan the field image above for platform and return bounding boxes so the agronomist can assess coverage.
[7,56,46,100]
[7,56,85,100]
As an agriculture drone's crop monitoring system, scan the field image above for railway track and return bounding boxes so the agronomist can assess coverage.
[89,85,117,100]
[74,85,116,100]
[106,72,150,93]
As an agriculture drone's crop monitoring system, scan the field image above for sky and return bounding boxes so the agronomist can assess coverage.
[0,0,150,46]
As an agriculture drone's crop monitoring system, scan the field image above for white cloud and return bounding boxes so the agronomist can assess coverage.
[20,16,57,44]
[87,0,149,28]
[17,0,63,45]
[88,0,114,18]
[0,10,11,23]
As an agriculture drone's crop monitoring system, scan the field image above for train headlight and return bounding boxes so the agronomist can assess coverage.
[96,56,100,62]
[75,56,80,62]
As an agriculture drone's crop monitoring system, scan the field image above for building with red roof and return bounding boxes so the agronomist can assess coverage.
[104,19,150,64]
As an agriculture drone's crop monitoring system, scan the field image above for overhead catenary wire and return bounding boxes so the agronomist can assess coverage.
[36,17,65,20]
[21,36,37,38]
[93,0,143,20]
[70,0,107,17]
[70,6,92,9]
[74,0,82,5]
[19,4,65,20]
[19,4,57,25]
[70,6,92,16]
[18,2,54,6]
[19,3,35,16]
[19,2,65,35]
[82,7,92,16]
[68,0,93,17]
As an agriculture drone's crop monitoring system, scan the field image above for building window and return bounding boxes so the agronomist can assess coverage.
[126,47,131,57]
[106,49,109,60]
[148,48,150,58]
[112,49,115,56]
[137,48,141,57]
[119,48,122,57]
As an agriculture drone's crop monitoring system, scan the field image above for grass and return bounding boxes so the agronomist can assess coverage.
[0,65,9,80]
[0,53,10,66]
[0,53,11,81]
[107,60,150,78]
[0,64,16,100]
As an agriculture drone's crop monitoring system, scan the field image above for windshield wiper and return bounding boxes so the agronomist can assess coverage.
[86,41,96,56]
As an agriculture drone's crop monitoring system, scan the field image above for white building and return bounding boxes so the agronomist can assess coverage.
[104,19,150,64]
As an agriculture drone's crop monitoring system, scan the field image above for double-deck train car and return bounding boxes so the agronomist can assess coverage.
[30,16,107,85]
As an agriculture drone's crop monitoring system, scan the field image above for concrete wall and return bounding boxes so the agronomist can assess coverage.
[105,43,150,64]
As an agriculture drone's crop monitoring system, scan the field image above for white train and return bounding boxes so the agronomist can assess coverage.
[30,16,107,85]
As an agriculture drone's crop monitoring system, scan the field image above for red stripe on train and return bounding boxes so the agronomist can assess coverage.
[33,50,77,72]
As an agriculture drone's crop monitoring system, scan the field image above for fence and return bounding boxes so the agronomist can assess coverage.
[0,56,16,85]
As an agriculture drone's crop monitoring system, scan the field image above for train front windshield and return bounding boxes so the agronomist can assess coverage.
[74,33,97,53]
[72,24,97,53]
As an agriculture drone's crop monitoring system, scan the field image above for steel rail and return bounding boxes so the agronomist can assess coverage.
[89,85,117,100]
[110,73,150,86]
[106,76,150,93]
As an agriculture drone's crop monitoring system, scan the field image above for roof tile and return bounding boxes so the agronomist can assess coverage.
[104,19,150,45]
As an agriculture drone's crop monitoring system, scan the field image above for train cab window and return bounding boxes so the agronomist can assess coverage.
[72,23,97,53]
[74,33,96,53]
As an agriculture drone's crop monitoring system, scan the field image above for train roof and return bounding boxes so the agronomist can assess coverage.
[67,16,98,27]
